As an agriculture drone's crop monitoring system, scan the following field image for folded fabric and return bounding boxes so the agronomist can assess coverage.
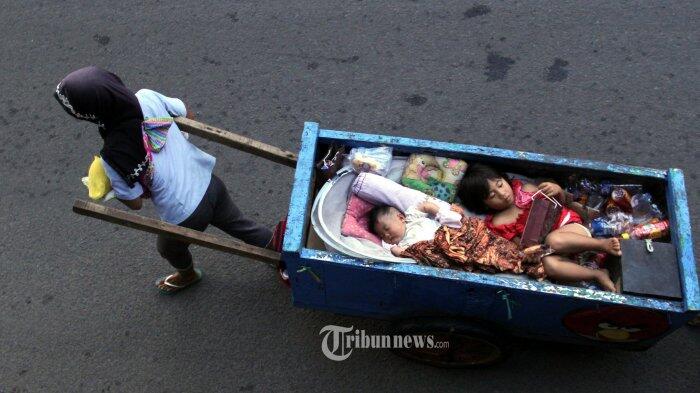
[400,154,468,202]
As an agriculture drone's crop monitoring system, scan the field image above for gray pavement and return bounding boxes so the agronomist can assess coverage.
[1,1,699,392]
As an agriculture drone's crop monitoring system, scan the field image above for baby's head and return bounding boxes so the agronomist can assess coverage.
[458,163,513,213]
[369,205,406,245]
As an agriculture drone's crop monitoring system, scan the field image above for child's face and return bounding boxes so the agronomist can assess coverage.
[373,208,406,245]
[484,178,514,210]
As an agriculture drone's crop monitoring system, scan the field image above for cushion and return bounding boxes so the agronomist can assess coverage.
[400,154,468,202]
[341,194,382,245]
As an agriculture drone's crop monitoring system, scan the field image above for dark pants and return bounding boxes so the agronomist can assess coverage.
[157,174,273,270]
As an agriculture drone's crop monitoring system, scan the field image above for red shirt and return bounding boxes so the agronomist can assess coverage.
[485,179,582,240]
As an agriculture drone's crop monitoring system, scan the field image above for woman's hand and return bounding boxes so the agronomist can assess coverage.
[538,182,564,201]
[185,105,195,120]
[118,197,143,210]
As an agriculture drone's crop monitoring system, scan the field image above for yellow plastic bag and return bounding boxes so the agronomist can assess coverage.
[81,156,113,200]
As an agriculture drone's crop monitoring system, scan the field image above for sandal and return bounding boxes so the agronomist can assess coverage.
[156,268,204,294]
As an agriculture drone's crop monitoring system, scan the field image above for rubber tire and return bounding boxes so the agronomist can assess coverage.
[390,318,510,368]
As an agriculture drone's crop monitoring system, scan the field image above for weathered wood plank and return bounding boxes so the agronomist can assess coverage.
[174,117,298,167]
[282,122,319,254]
[73,199,280,266]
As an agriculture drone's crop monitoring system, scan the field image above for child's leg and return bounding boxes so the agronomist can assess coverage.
[546,224,621,256]
[542,255,616,292]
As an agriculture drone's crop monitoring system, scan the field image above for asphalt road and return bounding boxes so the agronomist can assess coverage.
[1,1,698,392]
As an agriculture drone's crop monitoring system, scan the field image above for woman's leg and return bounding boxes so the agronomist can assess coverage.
[545,224,621,256]
[542,254,616,292]
[208,175,273,248]
[155,185,214,291]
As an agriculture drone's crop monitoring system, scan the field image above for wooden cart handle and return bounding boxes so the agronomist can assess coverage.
[174,117,298,167]
[73,199,280,266]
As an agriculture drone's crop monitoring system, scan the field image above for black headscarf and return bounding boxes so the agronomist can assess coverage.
[54,66,146,187]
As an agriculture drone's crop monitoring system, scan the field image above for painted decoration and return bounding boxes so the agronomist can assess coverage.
[563,306,669,342]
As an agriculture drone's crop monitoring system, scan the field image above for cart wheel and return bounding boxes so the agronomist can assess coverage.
[390,318,509,368]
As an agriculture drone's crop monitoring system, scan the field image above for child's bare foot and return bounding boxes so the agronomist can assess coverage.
[600,238,622,256]
[595,268,617,292]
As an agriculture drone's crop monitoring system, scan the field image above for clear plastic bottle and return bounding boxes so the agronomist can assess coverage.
[590,212,633,237]
[630,193,663,225]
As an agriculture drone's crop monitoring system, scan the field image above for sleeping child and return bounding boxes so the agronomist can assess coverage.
[369,201,460,257]
[457,163,618,292]
[354,172,613,291]
[368,200,552,282]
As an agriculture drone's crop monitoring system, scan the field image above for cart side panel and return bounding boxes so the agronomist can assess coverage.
[318,129,667,179]
[285,254,327,307]
[292,248,690,348]
[667,168,700,311]
[283,121,319,254]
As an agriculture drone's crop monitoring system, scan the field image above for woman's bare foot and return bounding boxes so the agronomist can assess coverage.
[595,268,617,292]
[600,238,622,256]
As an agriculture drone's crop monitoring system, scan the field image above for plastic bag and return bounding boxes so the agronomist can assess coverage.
[82,156,115,201]
[347,146,393,176]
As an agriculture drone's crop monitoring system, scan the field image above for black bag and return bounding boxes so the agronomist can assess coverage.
[607,239,681,299]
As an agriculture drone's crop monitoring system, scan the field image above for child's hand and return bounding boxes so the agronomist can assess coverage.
[418,201,440,215]
[450,204,464,215]
[390,245,406,256]
[538,182,563,200]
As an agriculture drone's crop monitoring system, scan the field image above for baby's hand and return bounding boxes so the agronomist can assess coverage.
[537,182,563,200]
[418,201,440,215]
[450,204,464,215]
[390,245,406,256]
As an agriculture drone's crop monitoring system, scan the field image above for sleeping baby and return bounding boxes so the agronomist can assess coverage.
[369,201,461,257]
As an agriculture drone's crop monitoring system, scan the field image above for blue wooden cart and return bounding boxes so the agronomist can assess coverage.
[74,119,699,367]
[281,122,699,366]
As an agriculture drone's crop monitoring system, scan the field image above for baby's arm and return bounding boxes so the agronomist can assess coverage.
[419,200,462,228]
[390,245,406,256]
[416,201,440,215]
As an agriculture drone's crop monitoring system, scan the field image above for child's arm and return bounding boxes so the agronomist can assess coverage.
[537,181,565,202]
[390,245,406,256]
[416,201,440,215]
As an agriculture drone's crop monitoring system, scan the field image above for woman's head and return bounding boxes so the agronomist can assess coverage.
[54,66,142,131]
[54,66,146,187]
[369,205,406,245]
[458,163,513,213]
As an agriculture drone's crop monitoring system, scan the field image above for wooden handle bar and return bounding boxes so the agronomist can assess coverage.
[73,199,280,266]
[174,117,298,167]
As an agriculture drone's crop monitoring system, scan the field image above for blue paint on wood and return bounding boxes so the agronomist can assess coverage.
[666,168,700,311]
[318,129,667,179]
[299,248,684,312]
[282,123,696,348]
[282,122,318,253]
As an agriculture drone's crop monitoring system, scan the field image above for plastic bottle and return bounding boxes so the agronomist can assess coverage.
[611,188,632,212]
[630,193,663,225]
[590,213,632,237]
[630,219,670,240]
